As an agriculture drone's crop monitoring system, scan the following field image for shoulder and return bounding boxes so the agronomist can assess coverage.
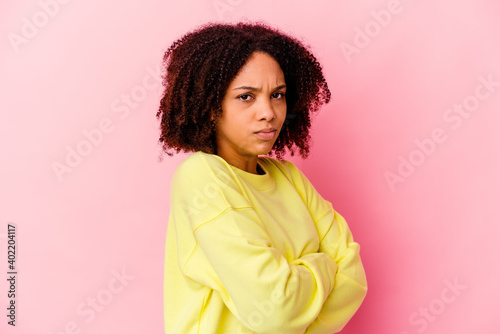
[172,151,216,180]
[261,156,330,214]
[172,151,239,186]
[171,151,250,210]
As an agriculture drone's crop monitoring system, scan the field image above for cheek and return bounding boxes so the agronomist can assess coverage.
[228,108,249,126]
[219,110,248,135]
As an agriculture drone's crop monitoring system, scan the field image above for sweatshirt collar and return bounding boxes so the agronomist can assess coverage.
[201,152,275,191]
[229,157,275,191]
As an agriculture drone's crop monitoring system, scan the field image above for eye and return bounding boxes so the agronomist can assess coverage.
[238,94,253,102]
[272,92,286,99]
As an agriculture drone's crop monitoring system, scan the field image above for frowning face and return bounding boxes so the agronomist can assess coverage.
[215,51,287,173]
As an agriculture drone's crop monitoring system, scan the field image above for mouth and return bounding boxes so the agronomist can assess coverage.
[254,130,277,140]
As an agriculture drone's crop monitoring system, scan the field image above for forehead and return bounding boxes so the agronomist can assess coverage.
[228,52,285,86]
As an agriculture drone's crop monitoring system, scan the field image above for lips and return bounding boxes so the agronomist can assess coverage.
[254,129,277,140]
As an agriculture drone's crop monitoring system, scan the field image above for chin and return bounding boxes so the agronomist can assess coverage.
[254,144,275,156]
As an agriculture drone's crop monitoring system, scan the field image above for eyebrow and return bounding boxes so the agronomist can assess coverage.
[232,84,287,91]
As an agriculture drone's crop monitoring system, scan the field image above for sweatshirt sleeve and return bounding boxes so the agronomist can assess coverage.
[183,206,338,334]
[304,209,368,334]
[287,163,368,334]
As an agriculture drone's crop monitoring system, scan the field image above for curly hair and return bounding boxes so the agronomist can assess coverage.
[156,21,331,161]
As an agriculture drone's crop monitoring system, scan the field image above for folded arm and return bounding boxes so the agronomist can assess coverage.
[287,162,367,333]
[182,207,338,334]
[305,208,368,334]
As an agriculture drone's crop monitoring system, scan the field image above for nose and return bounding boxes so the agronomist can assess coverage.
[257,97,276,121]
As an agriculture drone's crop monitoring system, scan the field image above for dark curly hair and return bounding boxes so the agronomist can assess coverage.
[156,21,331,161]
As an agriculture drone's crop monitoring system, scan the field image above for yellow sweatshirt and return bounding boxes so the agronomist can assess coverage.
[164,151,367,334]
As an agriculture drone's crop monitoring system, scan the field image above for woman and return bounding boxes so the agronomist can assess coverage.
[157,21,367,334]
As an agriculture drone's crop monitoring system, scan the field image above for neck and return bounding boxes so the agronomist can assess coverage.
[216,150,260,174]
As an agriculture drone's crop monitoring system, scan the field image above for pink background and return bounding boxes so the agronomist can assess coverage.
[1,0,499,333]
